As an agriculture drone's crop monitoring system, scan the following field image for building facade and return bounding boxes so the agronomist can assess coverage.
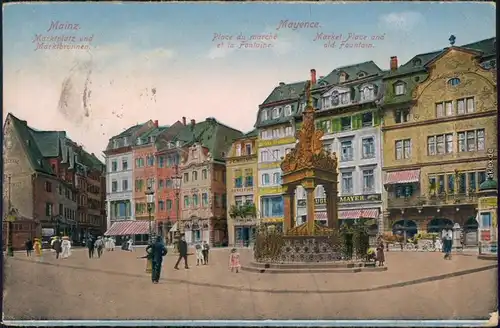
[225,130,259,247]
[3,113,106,244]
[255,81,305,230]
[382,37,497,243]
[178,118,243,246]
[104,120,155,232]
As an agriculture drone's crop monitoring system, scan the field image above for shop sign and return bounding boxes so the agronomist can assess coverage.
[232,187,254,194]
[259,186,282,196]
[479,197,497,209]
[258,136,295,148]
[261,217,284,223]
[297,194,381,206]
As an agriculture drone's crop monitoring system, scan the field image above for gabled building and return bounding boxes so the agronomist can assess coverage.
[225,129,259,247]
[381,36,497,244]
[255,80,306,231]
[293,64,385,237]
[177,117,243,245]
[103,120,155,235]
[3,113,105,246]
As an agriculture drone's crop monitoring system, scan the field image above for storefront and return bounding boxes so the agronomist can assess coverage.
[477,178,497,257]
[233,218,258,247]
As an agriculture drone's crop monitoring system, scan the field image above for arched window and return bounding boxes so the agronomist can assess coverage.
[448,78,461,87]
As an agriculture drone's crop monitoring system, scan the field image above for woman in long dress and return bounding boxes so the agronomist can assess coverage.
[228,248,241,273]
[61,236,72,259]
[109,237,115,251]
[127,238,134,252]
[33,238,42,260]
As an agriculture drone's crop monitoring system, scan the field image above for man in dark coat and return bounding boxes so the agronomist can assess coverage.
[174,235,189,270]
[53,237,62,259]
[146,236,168,283]
[86,237,95,259]
[25,239,33,257]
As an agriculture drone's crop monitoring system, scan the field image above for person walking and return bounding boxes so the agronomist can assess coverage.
[195,243,204,266]
[444,229,453,260]
[61,236,72,259]
[25,239,33,257]
[127,238,134,252]
[109,237,115,251]
[147,236,168,283]
[52,236,62,259]
[95,236,105,258]
[86,237,95,259]
[202,240,210,265]
[33,238,42,260]
[174,235,189,270]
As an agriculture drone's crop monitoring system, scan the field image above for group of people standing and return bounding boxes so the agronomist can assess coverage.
[24,236,71,259]
[86,236,116,258]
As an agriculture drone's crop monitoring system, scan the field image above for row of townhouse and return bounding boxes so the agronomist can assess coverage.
[104,117,243,246]
[223,36,496,247]
[3,113,106,249]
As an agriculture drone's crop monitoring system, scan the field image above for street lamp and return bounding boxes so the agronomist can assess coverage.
[145,186,155,244]
[172,164,182,235]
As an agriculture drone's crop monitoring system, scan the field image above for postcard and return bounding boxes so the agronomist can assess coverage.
[2,2,497,326]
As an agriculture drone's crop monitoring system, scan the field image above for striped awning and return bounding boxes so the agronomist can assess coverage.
[315,212,327,220]
[104,221,151,236]
[339,208,380,220]
[384,169,420,185]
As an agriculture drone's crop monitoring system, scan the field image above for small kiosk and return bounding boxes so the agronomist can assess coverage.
[476,177,497,260]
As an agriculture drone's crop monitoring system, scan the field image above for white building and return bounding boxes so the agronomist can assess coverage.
[103,121,155,231]
[294,64,386,233]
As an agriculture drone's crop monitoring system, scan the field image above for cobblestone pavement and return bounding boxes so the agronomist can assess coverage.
[3,247,497,320]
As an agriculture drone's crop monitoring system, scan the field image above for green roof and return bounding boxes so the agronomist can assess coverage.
[6,113,54,175]
[479,177,497,191]
[319,61,383,86]
[261,81,307,106]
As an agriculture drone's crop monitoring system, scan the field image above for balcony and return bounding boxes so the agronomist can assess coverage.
[388,193,478,209]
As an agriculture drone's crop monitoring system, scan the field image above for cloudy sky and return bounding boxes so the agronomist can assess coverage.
[3,2,495,159]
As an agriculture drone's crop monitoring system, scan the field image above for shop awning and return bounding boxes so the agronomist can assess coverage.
[315,212,327,220]
[339,209,380,220]
[104,221,151,236]
[169,222,178,232]
[384,169,420,185]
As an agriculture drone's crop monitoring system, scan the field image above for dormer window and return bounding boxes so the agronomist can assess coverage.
[360,85,375,101]
[412,58,422,66]
[284,105,292,116]
[272,107,282,119]
[357,71,366,78]
[339,72,348,83]
[261,109,268,121]
[394,81,406,96]
[319,81,328,87]
[136,138,142,145]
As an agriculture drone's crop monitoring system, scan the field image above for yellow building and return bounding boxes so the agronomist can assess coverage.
[225,130,259,247]
[382,36,497,245]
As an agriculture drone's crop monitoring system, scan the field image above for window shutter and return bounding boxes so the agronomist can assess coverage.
[332,118,341,133]
[352,114,362,130]
[373,111,381,126]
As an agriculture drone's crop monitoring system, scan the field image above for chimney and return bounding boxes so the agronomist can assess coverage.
[191,119,195,126]
[182,117,186,126]
[390,56,398,71]
[310,69,317,85]
[154,120,158,127]
[279,82,285,86]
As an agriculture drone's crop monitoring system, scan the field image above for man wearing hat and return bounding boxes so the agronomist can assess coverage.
[52,236,62,259]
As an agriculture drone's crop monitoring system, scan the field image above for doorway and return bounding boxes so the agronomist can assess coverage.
[235,226,253,247]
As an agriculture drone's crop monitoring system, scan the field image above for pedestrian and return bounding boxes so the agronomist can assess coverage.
[147,236,168,283]
[52,236,62,259]
[109,237,115,251]
[61,236,72,259]
[444,230,453,260]
[25,239,33,257]
[33,238,42,258]
[228,248,241,273]
[95,236,105,258]
[376,241,385,266]
[86,237,95,259]
[195,242,204,266]
[202,240,210,265]
[127,238,134,252]
[174,235,189,270]
[434,238,443,252]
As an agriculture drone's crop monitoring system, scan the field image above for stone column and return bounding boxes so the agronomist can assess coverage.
[306,188,315,234]
[325,185,338,230]
[283,191,293,232]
